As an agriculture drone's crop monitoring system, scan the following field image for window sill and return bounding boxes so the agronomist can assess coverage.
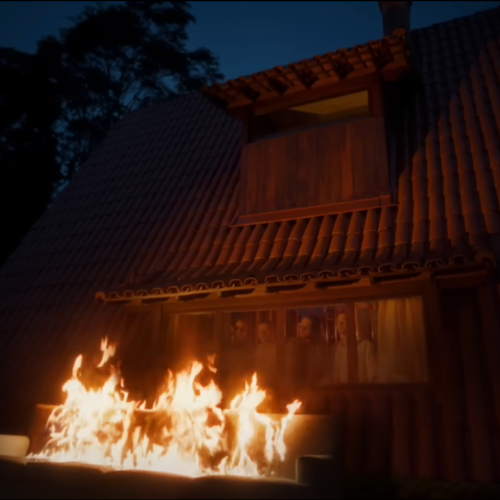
[232,195,394,227]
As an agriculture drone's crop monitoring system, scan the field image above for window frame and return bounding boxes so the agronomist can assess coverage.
[162,277,439,392]
[247,72,384,121]
[247,89,372,144]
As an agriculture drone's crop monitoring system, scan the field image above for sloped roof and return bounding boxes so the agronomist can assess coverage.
[101,5,500,301]
[1,6,500,433]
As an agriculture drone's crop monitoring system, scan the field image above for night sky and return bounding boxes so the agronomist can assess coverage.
[0,1,499,80]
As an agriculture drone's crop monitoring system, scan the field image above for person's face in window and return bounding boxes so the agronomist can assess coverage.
[297,317,313,340]
[257,322,275,344]
[231,319,248,344]
[336,312,347,339]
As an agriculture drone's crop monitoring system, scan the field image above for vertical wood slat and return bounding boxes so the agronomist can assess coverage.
[240,146,249,216]
[243,117,390,216]
[350,118,390,199]
[367,392,391,474]
[439,290,467,482]
[297,129,316,208]
[391,393,412,477]
[328,393,348,466]
[344,393,367,473]
[478,282,500,480]
[415,392,438,479]
[317,126,341,204]
[457,290,494,482]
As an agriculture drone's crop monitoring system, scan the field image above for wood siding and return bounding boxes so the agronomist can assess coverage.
[241,117,390,218]
[27,277,500,484]
[159,277,500,483]
[317,283,500,483]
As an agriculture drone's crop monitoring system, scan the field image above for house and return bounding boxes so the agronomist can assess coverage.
[1,0,500,483]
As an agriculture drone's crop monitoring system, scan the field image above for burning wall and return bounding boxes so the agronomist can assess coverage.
[28,338,301,479]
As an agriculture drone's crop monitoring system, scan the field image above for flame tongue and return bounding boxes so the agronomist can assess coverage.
[29,339,301,477]
[96,337,117,369]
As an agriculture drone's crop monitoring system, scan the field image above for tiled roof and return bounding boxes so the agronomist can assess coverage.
[102,5,500,301]
[203,30,409,108]
[1,6,500,432]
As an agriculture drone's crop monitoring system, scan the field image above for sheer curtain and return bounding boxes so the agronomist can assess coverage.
[376,296,428,383]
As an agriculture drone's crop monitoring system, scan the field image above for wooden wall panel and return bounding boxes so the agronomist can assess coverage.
[242,117,389,217]
[439,290,467,482]
[366,393,391,474]
[478,283,500,481]
[456,290,494,482]
[159,282,500,483]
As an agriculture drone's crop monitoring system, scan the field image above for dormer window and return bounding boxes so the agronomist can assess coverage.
[202,35,410,227]
[249,90,370,143]
[235,74,393,225]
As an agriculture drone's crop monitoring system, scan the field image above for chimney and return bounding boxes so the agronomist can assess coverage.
[378,1,412,37]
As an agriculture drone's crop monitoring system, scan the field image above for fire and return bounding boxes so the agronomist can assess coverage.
[29,338,301,478]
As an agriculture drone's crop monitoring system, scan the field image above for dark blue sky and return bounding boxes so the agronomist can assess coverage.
[0,1,498,80]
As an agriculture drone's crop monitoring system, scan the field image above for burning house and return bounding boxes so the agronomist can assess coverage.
[1,1,500,495]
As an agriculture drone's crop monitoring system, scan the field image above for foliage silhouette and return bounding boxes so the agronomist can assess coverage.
[0,1,223,266]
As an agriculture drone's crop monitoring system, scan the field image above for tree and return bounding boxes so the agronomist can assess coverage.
[0,47,60,265]
[0,1,223,266]
[50,0,223,182]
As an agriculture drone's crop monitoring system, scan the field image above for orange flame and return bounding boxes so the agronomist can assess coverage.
[29,339,301,478]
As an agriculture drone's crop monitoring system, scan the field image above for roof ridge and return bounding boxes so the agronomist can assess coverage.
[411,4,500,34]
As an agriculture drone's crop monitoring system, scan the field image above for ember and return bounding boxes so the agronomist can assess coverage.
[29,338,301,478]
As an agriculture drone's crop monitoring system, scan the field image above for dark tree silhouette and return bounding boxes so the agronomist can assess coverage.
[52,0,223,183]
[0,0,223,267]
[0,48,60,265]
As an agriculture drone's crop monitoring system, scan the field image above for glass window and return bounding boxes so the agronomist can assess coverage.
[174,296,428,394]
[330,304,351,385]
[282,297,428,387]
[249,91,370,142]
[254,311,278,391]
[220,311,278,395]
[356,297,428,384]
[285,306,337,388]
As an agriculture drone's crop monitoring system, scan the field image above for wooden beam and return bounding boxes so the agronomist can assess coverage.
[232,196,394,227]
[251,72,378,116]
[101,264,491,307]
[345,302,359,383]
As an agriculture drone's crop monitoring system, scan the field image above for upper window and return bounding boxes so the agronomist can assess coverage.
[249,91,370,142]
[237,78,392,225]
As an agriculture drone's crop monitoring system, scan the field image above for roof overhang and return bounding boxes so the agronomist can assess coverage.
[96,261,494,306]
[202,30,410,110]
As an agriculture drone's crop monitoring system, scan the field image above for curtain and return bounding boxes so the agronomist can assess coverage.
[376,296,428,383]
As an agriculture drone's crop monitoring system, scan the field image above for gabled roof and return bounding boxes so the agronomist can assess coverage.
[0,6,500,433]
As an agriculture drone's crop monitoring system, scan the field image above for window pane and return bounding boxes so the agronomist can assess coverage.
[285,306,335,388]
[355,297,428,384]
[177,313,215,366]
[220,311,278,394]
[250,91,369,142]
[330,304,351,385]
[255,311,278,390]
